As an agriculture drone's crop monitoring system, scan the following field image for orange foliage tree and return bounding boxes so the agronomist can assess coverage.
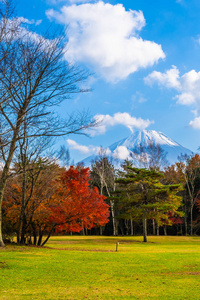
[3,165,110,245]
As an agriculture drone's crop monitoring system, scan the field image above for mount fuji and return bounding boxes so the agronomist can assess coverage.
[79,130,193,168]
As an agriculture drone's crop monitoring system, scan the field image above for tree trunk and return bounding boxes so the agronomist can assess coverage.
[37,228,43,246]
[180,224,183,236]
[20,212,27,244]
[191,206,193,235]
[110,200,116,236]
[152,219,156,235]
[185,214,188,236]
[41,225,56,246]
[20,152,27,244]
[119,223,124,236]
[130,219,133,236]
[17,233,20,244]
[0,109,27,246]
[99,226,103,236]
[32,225,37,245]
[143,217,147,242]
[17,216,22,244]
[81,221,85,236]
[125,219,129,235]
[115,219,119,236]
[156,224,159,236]
[164,225,167,236]
[0,201,5,247]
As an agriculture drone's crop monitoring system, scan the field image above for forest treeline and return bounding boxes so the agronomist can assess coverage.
[3,149,200,244]
[89,151,200,242]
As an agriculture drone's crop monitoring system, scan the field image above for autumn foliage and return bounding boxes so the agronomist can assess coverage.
[51,166,110,233]
[3,165,110,245]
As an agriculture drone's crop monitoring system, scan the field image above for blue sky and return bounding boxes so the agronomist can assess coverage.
[17,0,200,162]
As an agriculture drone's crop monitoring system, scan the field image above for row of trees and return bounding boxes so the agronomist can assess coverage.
[89,149,200,242]
[4,147,200,244]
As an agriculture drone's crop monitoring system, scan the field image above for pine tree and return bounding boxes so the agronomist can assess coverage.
[111,167,182,242]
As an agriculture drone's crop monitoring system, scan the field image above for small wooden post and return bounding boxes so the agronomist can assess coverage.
[116,242,119,252]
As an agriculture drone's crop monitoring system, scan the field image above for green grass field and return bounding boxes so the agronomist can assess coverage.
[0,236,200,299]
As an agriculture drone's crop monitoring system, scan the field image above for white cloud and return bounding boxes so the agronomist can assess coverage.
[145,66,200,129]
[67,139,131,161]
[17,17,35,25]
[131,91,147,104]
[189,117,200,129]
[144,65,181,89]
[35,20,42,26]
[87,112,154,136]
[145,66,200,106]
[67,139,111,155]
[46,2,165,82]
[113,146,131,160]
[67,139,91,153]
[17,17,42,26]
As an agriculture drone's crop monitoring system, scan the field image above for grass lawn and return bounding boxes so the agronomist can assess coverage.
[0,236,200,299]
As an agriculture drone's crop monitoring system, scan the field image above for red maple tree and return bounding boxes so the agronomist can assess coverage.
[51,166,110,233]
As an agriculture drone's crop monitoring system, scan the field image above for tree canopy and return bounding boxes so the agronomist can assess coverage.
[111,167,182,242]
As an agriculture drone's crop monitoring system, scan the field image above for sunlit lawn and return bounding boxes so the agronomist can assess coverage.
[0,236,200,299]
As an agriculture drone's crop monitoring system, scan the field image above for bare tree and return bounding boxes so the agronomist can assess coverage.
[10,117,57,244]
[176,154,200,235]
[0,25,95,246]
[131,141,168,171]
[57,145,71,168]
[90,148,117,235]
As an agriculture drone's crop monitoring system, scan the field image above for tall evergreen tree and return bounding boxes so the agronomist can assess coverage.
[111,167,182,242]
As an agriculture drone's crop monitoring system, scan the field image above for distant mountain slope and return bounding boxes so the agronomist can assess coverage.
[79,130,193,168]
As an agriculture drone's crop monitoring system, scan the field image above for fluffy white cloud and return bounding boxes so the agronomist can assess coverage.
[145,66,200,129]
[67,139,91,153]
[145,65,181,89]
[145,66,200,106]
[67,139,111,155]
[113,146,131,160]
[46,2,165,82]
[189,117,200,129]
[67,139,131,160]
[86,112,154,136]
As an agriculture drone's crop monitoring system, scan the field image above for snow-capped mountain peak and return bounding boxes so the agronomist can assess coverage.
[79,130,193,168]
[109,130,179,151]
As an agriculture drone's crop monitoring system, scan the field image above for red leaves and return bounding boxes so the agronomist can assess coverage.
[51,166,110,233]
[3,165,110,236]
